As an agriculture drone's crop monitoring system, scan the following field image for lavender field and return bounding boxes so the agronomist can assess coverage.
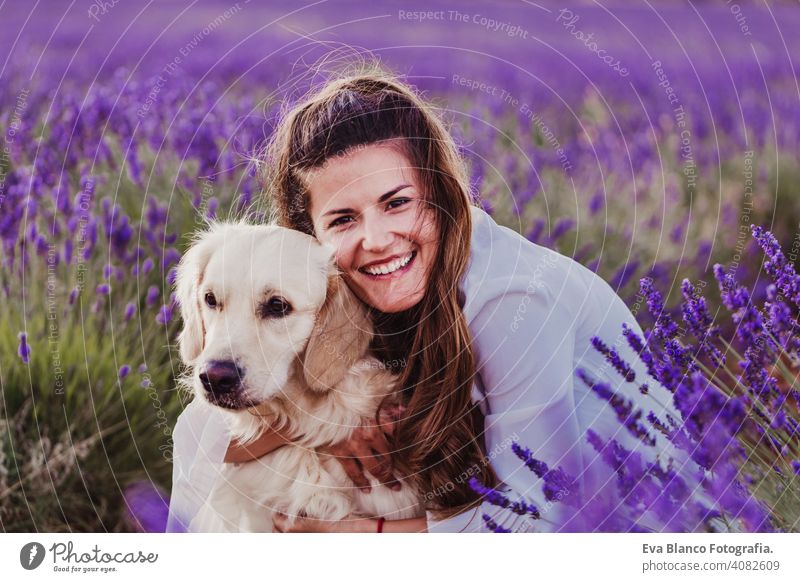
[1,0,799,532]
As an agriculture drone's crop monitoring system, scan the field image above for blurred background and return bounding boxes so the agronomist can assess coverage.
[1,0,798,531]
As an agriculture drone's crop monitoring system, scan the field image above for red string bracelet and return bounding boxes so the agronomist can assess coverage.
[376,517,386,533]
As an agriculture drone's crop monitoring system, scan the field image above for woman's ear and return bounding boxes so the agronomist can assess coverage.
[174,231,215,364]
[301,274,374,392]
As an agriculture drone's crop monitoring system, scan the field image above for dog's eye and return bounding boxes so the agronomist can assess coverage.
[205,292,218,309]
[258,296,292,319]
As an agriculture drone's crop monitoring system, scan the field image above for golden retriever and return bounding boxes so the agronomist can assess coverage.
[175,221,423,532]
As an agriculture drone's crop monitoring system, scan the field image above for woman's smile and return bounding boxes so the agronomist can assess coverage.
[358,250,416,278]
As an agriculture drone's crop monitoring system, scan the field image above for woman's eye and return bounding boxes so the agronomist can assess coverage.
[387,197,411,210]
[329,216,353,228]
[258,296,293,319]
[204,292,217,309]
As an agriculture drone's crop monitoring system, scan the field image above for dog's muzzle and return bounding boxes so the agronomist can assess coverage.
[199,360,247,408]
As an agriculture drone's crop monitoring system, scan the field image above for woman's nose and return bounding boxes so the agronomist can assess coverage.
[360,214,393,251]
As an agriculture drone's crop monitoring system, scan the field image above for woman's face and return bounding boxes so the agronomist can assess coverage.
[306,142,439,313]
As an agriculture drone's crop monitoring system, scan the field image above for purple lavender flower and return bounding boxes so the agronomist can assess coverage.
[18,332,31,363]
[577,369,656,446]
[621,323,660,382]
[771,410,786,430]
[751,225,800,307]
[111,215,133,257]
[766,300,798,343]
[547,217,575,247]
[672,373,747,470]
[670,222,684,244]
[125,140,143,187]
[511,442,579,504]
[141,257,154,275]
[123,481,170,533]
[146,198,168,230]
[585,430,708,531]
[646,411,673,438]
[739,345,779,390]
[713,264,750,310]
[146,286,159,307]
[703,464,774,532]
[481,514,511,533]
[641,277,680,340]
[588,190,604,215]
[524,219,545,244]
[63,238,73,264]
[161,248,180,271]
[119,365,130,379]
[511,442,548,478]
[590,336,636,382]
[155,304,173,325]
[206,197,218,220]
[124,301,137,321]
[680,279,726,367]
[469,477,540,518]
[610,261,639,290]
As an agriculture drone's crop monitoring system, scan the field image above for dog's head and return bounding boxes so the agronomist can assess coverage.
[175,222,373,411]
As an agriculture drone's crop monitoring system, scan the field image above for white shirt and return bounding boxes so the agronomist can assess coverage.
[167,205,681,533]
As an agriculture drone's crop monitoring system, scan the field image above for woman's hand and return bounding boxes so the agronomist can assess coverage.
[272,512,373,533]
[319,400,407,493]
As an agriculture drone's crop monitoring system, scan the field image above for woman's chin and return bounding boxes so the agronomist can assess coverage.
[366,290,424,313]
[374,302,410,314]
[348,271,426,313]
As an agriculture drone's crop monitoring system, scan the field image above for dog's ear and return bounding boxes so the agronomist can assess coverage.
[174,230,216,363]
[301,273,374,392]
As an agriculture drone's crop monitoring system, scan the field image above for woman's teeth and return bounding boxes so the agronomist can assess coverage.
[362,251,414,276]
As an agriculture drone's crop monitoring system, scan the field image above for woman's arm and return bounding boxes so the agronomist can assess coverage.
[345,516,427,533]
[380,517,427,533]
[223,415,400,490]
[272,513,428,532]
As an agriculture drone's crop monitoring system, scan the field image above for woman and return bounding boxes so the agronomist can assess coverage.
[167,66,681,533]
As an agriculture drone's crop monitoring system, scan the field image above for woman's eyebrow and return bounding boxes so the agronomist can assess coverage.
[322,184,412,217]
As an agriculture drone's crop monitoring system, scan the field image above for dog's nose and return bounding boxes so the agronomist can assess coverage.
[199,361,244,395]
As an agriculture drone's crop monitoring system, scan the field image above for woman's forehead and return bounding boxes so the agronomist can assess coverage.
[307,144,418,214]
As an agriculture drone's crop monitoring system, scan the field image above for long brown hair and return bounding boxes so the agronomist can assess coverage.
[261,62,498,518]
